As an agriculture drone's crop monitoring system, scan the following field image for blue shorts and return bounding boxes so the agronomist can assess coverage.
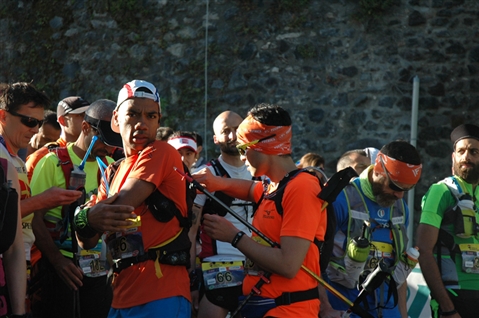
[108,296,191,318]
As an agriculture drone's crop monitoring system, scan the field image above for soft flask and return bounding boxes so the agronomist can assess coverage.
[392,246,420,287]
[454,194,478,238]
[344,234,370,285]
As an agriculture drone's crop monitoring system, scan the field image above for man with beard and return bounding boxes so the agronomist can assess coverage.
[324,140,422,318]
[192,111,254,318]
[417,124,479,318]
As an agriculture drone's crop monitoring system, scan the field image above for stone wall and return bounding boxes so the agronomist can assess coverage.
[1,0,479,235]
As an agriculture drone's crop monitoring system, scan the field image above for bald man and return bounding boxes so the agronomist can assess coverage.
[336,149,371,175]
[193,111,254,318]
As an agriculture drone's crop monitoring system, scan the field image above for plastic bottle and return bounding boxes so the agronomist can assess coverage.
[69,165,86,190]
[455,194,477,238]
[343,235,370,287]
[392,246,420,288]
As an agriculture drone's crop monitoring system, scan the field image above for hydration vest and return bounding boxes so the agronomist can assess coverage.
[106,159,195,273]
[43,146,107,245]
[327,181,407,287]
[255,168,336,272]
[434,176,479,287]
[199,158,254,259]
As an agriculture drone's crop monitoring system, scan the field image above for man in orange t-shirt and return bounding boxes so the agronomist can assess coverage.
[75,80,190,317]
[194,103,326,317]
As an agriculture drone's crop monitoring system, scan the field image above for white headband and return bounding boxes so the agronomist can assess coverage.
[168,137,197,153]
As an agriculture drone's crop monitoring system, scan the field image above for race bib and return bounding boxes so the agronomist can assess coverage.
[106,232,145,261]
[459,243,479,274]
[202,261,244,290]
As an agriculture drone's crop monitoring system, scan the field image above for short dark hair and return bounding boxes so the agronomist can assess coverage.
[193,132,203,147]
[337,149,368,171]
[156,127,174,141]
[249,103,292,126]
[0,82,50,113]
[381,140,421,165]
[43,110,61,130]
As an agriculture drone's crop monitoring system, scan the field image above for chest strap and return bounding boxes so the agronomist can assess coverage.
[274,286,319,306]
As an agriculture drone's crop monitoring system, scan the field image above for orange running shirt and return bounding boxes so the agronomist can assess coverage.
[97,140,190,309]
[243,172,326,317]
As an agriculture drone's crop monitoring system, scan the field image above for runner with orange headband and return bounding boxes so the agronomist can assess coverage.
[323,140,422,318]
[193,103,332,318]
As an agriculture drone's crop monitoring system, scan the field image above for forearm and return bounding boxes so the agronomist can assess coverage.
[32,212,64,263]
[235,235,308,279]
[419,252,455,312]
[3,214,27,314]
[21,195,48,218]
[209,178,256,202]
[397,281,408,318]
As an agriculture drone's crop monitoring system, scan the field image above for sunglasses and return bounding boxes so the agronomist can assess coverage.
[236,134,276,156]
[379,156,414,192]
[8,110,43,128]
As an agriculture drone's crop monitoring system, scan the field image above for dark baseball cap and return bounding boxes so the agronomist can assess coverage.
[450,124,479,146]
[84,99,123,148]
[57,96,90,118]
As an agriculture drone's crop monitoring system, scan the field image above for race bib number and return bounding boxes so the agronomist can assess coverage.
[78,251,108,277]
[106,232,145,261]
[459,243,479,274]
[202,261,244,290]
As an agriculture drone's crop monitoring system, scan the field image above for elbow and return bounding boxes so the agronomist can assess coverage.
[281,264,301,279]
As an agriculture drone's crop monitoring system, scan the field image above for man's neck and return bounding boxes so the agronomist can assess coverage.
[220,152,243,167]
[72,139,88,162]
[0,132,19,156]
[267,157,298,184]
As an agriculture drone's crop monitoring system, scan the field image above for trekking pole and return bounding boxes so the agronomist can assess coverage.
[174,168,373,318]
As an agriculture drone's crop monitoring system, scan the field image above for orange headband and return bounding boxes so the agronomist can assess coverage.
[237,114,292,155]
[374,152,422,185]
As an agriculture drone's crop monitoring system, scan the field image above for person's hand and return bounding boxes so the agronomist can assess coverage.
[191,290,200,314]
[202,214,238,243]
[192,168,222,192]
[87,194,136,233]
[51,255,84,291]
[39,187,83,210]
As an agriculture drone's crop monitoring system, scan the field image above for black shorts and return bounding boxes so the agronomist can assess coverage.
[204,284,243,312]
[30,257,112,318]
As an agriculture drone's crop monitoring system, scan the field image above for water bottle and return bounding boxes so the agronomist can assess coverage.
[455,194,477,238]
[69,165,86,190]
[344,235,370,287]
[392,246,419,288]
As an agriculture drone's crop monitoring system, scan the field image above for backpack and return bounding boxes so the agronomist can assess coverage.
[106,159,196,271]
[202,159,238,216]
[108,159,196,230]
[435,177,479,274]
[256,167,357,272]
[0,158,19,254]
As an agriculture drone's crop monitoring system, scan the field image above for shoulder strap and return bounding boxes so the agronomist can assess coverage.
[49,147,73,189]
[267,169,306,216]
[210,158,230,178]
[107,157,125,186]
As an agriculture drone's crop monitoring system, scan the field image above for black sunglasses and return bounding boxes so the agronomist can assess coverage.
[8,110,44,128]
[379,156,414,192]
